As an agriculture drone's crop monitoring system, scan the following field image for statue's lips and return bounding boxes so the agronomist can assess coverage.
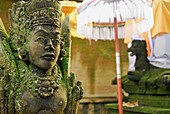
[41,53,55,60]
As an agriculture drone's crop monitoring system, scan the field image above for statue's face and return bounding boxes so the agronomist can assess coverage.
[29,25,61,70]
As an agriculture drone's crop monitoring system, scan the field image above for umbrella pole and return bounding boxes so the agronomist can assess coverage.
[114,17,123,114]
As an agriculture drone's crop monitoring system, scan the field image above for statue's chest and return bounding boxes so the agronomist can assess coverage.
[15,84,67,114]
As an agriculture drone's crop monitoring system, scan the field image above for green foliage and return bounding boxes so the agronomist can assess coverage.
[0,30,20,109]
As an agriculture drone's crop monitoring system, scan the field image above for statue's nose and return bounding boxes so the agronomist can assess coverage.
[45,39,54,51]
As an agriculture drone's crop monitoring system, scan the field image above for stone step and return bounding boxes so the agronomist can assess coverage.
[124,95,170,108]
[105,103,170,114]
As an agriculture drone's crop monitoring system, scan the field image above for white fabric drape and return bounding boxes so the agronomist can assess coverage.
[150,34,170,68]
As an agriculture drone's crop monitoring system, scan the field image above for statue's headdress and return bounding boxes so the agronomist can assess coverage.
[8,0,63,60]
[9,0,61,29]
[26,0,61,28]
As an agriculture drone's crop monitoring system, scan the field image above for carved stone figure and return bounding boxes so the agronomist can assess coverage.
[111,40,170,113]
[119,40,170,94]
[127,40,150,81]
[0,0,83,114]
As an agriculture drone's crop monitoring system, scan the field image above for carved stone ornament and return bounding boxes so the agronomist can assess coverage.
[0,0,83,114]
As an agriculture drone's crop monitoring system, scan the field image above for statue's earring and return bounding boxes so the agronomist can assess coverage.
[16,35,29,61]
[18,48,29,61]
[59,49,66,61]
[59,37,66,60]
[60,37,65,49]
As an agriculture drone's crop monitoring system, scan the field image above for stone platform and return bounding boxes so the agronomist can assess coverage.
[105,94,170,114]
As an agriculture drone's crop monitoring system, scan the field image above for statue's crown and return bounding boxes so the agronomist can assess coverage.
[9,0,61,31]
[26,0,61,27]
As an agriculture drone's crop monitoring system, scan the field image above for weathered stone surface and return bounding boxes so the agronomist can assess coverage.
[0,0,83,113]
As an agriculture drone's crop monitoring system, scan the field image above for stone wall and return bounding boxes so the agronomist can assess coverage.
[71,37,129,98]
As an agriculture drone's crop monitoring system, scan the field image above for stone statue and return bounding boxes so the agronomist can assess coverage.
[127,40,150,82]
[0,0,83,114]
[112,40,170,112]
[122,40,170,94]
[113,40,170,94]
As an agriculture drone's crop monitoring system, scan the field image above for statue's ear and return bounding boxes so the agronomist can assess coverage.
[58,15,71,78]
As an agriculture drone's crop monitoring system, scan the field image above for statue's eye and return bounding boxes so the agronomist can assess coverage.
[51,34,60,45]
[52,38,60,45]
[35,36,45,43]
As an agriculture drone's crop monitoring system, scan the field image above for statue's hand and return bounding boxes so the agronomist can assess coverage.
[69,81,83,114]
[72,81,83,101]
[68,73,83,101]
[64,73,83,114]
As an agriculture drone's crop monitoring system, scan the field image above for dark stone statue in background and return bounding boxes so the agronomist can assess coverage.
[127,40,150,82]
[0,0,83,114]
[112,40,170,112]
[122,40,170,94]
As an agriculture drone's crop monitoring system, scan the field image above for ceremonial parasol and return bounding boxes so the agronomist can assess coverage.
[77,0,154,113]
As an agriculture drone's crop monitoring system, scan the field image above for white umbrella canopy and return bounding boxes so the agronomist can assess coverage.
[77,0,154,40]
[77,0,154,113]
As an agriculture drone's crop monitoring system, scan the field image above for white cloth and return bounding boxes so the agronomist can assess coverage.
[149,34,170,68]
[128,42,136,71]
